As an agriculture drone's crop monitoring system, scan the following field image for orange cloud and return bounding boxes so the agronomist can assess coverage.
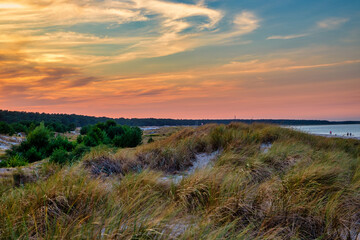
[0,0,260,68]
[1,49,359,120]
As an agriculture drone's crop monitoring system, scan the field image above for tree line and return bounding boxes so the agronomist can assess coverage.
[0,121,76,135]
[1,109,359,128]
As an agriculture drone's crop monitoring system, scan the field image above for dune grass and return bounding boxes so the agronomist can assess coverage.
[0,123,359,239]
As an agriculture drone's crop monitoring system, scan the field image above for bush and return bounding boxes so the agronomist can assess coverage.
[0,160,5,168]
[84,127,107,147]
[50,148,70,165]
[6,122,81,164]
[126,126,142,147]
[2,154,28,167]
[26,122,50,149]
[47,135,74,155]
[81,123,142,148]
[47,122,66,133]
[112,126,142,148]
[10,123,27,133]
[8,123,51,163]
[71,144,90,161]
[25,146,44,163]
[68,123,76,131]
[76,135,83,144]
[112,135,124,147]
[107,125,125,139]
[0,121,14,135]
[80,125,90,135]
[105,120,117,128]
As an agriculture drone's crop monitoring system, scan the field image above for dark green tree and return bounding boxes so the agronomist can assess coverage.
[113,126,142,148]
[49,148,70,165]
[83,127,106,146]
[0,121,14,135]
[107,125,125,139]
[11,123,27,133]
[26,122,50,150]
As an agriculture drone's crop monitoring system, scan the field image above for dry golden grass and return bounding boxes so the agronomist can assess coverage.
[0,123,359,239]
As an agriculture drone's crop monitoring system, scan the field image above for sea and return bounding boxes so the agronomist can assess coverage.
[141,124,360,138]
[286,124,360,138]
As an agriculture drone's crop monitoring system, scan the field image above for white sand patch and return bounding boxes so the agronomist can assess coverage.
[164,217,195,239]
[0,168,15,174]
[0,135,24,151]
[260,143,272,153]
[160,151,220,184]
[187,151,219,174]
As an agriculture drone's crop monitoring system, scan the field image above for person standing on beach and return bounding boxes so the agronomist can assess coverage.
[330,131,332,135]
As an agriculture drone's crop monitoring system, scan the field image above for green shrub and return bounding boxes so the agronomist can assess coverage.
[47,135,74,155]
[7,123,51,163]
[112,126,142,148]
[112,135,123,147]
[7,121,142,165]
[25,146,44,163]
[148,137,154,143]
[80,125,90,135]
[81,123,142,148]
[26,122,50,149]
[127,126,142,147]
[50,148,70,165]
[76,135,83,144]
[71,144,90,161]
[68,123,76,131]
[107,125,125,139]
[0,121,14,135]
[84,127,107,147]
[3,154,28,167]
[10,123,27,133]
[105,120,117,128]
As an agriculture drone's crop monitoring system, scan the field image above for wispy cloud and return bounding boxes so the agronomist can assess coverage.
[317,17,349,30]
[0,3,24,9]
[2,55,359,118]
[219,59,360,74]
[0,1,147,28]
[267,17,349,41]
[267,33,308,40]
[233,11,260,35]
[0,0,261,67]
[133,0,222,29]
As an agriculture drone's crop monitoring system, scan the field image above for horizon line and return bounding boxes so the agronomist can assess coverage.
[1,109,359,122]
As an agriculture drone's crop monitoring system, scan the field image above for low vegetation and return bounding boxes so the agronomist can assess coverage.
[1,120,142,167]
[0,123,359,239]
[80,121,142,148]
[0,120,76,135]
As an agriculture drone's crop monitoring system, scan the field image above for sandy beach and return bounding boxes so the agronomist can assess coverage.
[314,133,360,140]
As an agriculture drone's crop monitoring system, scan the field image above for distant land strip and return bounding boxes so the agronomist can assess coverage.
[1,110,359,127]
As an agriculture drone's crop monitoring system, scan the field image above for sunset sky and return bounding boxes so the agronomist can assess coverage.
[0,0,359,120]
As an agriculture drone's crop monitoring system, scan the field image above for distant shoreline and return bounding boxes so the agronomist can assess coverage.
[312,133,360,140]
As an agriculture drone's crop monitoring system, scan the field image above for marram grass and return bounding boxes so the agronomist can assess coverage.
[0,123,359,239]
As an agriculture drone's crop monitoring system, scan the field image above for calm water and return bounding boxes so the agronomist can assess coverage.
[287,124,360,137]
